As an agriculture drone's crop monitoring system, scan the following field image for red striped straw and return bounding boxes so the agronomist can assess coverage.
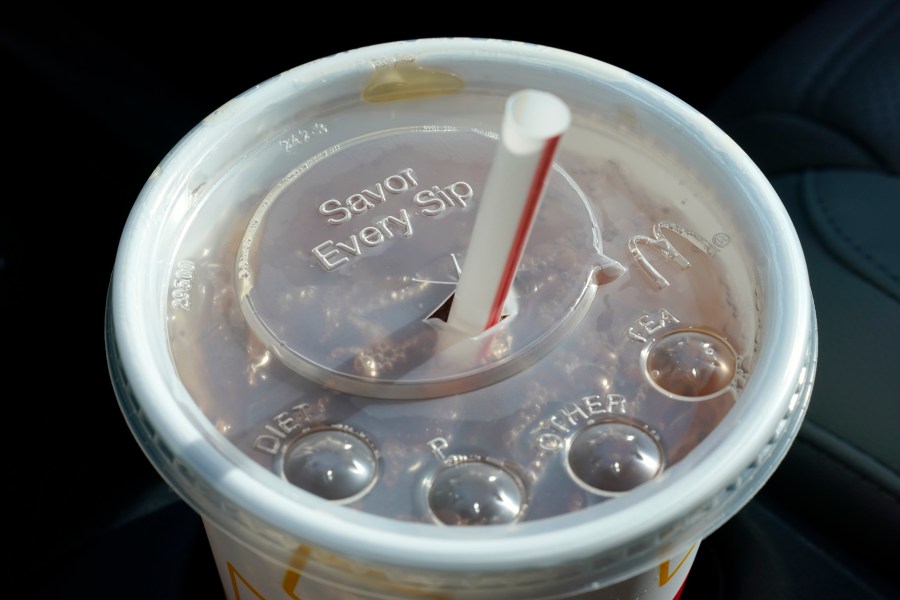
[447,90,571,335]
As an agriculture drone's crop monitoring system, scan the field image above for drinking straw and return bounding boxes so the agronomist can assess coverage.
[446,89,571,335]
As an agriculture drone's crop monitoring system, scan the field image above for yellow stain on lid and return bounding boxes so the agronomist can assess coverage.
[363,59,463,103]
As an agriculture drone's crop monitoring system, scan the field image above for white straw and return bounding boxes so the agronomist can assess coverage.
[447,89,571,335]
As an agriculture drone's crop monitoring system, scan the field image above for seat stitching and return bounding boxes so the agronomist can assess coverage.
[793,436,899,507]
[796,1,893,111]
[811,6,900,113]
[722,109,886,170]
[804,171,900,286]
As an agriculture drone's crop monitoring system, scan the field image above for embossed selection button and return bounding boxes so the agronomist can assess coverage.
[644,329,737,400]
[281,429,378,502]
[567,421,664,494]
[428,460,525,525]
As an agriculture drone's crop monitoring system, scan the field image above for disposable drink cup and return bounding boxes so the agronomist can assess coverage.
[106,39,817,599]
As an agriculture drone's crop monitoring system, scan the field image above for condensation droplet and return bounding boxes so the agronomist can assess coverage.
[282,429,377,502]
[568,422,664,494]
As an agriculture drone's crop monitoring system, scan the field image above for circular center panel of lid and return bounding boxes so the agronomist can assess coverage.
[236,128,610,399]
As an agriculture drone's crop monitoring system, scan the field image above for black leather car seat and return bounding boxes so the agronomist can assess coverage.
[686,1,899,598]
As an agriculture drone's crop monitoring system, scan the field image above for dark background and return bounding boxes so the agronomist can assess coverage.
[9,2,892,599]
